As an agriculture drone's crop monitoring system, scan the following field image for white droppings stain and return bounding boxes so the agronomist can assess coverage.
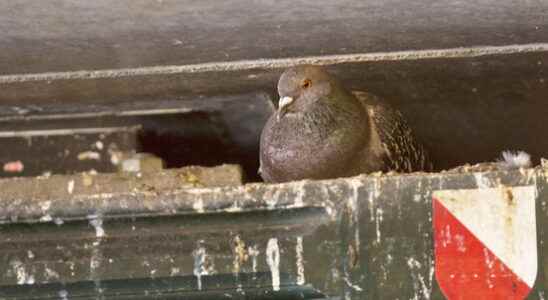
[225,202,242,212]
[40,201,52,212]
[45,267,60,280]
[58,290,69,300]
[67,180,75,194]
[171,267,180,276]
[292,181,306,208]
[407,257,432,300]
[54,218,64,226]
[343,277,363,292]
[266,238,280,291]
[95,141,104,150]
[193,243,209,290]
[413,194,422,202]
[367,179,380,222]
[193,199,204,213]
[474,173,492,189]
[248,245,260,274]
[109,150,122,165]
[77,151,101,161]
[40,214,53,222]
[11,260,34,285]
[296,236,305,285]
[375,208,384,244]
[90,247,102,271]
[88,215,105,238]
[27,250,34,259]
[266,189,282,209]
[348,178,362,249]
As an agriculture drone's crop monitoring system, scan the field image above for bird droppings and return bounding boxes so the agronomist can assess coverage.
[11,260,34,285]
[94,141,104,150]
[193,198,205,213]
[0,163,545,295]
[296,236,305,285]
[474,173,493,189]
[77,151,101,161]
[67,179,75,194]
[171,267,180,276]
[58,290,69,300]
[248,245,260,274]
[407,257,433,300]
[44,267,60,280]
[266,238,280,291]
[88,215,105,238]
[193,242,210,291]
[375,208,384,244]
[40,214,53,222]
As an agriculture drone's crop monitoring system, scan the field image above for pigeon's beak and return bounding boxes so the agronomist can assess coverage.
[277,96,294,121]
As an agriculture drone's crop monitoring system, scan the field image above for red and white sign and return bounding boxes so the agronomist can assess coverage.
[433,185,537,300]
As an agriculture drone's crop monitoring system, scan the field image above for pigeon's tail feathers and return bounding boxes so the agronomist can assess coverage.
[498,150,532,169]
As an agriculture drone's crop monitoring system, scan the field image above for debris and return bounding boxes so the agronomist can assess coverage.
[119,153,164,173]
[94,141,104,150]
[3,161,24,173]
[77,151,101,161]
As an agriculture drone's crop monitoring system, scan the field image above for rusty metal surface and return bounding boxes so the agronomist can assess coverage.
[0,167,547,298]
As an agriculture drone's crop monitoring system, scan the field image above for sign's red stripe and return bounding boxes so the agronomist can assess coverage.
[433,198,532,300]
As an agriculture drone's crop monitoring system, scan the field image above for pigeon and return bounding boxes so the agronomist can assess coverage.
[259,65,432,183]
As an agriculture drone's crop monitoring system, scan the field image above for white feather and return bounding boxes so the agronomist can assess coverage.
[498,150,532,169]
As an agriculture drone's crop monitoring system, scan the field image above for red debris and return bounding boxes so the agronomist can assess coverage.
[3,161,24,173]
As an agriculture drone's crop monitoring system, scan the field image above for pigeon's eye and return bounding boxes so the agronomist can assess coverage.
[301,79,312,89]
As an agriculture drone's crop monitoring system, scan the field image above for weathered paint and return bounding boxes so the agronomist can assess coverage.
[0,167,547,298]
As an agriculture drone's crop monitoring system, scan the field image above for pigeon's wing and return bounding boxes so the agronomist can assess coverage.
[353,91,433,172]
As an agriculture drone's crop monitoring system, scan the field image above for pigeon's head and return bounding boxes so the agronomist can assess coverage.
[276,65,333,121]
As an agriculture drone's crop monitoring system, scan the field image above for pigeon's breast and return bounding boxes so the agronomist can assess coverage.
[260,112,366,182]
